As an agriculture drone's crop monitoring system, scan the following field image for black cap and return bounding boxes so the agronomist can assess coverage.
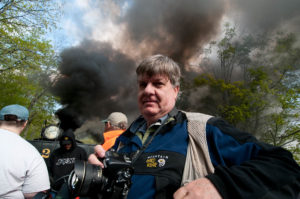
[61,136,72,145]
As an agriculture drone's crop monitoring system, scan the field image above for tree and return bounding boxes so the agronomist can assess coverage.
[258,33,300,162]
[189,24,300,162]
[0,0,62,139]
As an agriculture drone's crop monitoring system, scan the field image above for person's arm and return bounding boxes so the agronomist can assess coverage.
[23,151,50,198]
[24,191,50,199]
[206,147,300,199]
[175,118,300,199]
[24,192,41,199]
[24,192,37,199]
[205,118,300,199]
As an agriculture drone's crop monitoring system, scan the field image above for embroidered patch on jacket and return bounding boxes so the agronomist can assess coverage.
[146,155,168,168]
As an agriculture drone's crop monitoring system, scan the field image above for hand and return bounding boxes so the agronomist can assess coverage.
[173,178,222,199]
[88,145,106,168]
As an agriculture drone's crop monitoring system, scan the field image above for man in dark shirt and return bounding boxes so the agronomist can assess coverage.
[49,128,87,191]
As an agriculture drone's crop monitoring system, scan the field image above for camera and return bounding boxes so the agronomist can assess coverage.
[68,151,134,199]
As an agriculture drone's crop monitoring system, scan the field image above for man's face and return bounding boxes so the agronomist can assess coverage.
[138,74,179,124]
[104,121,110,132]
[64,143,72,150]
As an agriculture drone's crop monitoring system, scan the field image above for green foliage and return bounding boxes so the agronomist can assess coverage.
[0,0,62,139]
[194,67,270,126]
[191,24,300,163]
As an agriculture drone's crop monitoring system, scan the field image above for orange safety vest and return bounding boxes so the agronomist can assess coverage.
[102,129,125,151]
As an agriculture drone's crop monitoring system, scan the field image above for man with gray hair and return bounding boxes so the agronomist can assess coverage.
[0,104,50,199]
[89,54,300,199]
[101,112,128,150]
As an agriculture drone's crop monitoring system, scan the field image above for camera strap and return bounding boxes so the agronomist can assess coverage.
[131,118,169,165]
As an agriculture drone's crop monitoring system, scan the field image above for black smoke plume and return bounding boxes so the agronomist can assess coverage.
[121,0,225,63]
[52,0,227,133]
[50,0,300,137]
[52,40,137,131]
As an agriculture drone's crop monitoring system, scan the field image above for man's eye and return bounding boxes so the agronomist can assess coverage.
[154,82,164,87]
[139,82,147,88]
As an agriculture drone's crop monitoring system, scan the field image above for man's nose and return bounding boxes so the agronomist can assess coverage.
[144,83,155,93]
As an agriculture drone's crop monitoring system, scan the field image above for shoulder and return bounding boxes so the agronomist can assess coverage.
[206,117,259,144]
[181,111,213,124]
[14,136,43,156]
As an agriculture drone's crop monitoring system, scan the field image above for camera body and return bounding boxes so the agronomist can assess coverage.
[68,151,133,199]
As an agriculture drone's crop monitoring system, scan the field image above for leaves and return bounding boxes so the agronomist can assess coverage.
[188,24,300,163]
[0,0,61,139]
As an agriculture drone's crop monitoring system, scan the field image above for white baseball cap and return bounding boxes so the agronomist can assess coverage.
[102,112,128,126]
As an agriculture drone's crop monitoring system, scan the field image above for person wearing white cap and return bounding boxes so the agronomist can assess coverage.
[0,104,50,198]
[101,112,128,150]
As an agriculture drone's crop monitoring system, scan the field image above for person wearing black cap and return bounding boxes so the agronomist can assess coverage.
[0,104,50,198]
[49,128,87,192]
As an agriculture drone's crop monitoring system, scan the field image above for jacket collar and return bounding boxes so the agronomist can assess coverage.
[128,107,179,135]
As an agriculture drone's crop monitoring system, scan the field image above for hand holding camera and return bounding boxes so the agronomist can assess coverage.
[88,145,106,168]
[68,148,134,199]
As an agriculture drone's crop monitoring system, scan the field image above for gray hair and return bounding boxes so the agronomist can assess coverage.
[136,54,181,87]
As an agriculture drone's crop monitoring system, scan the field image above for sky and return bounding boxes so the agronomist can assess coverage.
[54,0,300,53]
[48,0,300,130]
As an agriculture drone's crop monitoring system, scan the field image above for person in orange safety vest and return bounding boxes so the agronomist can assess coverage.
[101,112,128,150]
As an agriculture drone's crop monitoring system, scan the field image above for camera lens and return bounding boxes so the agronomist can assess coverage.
[68,160,107,196]
[68,152,133,198]
[69,171,79,190]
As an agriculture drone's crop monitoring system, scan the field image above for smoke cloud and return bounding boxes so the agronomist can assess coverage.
[120,0,225,63]
[227,0,300,33]
[52,40,137,130]
[51,0,300,136]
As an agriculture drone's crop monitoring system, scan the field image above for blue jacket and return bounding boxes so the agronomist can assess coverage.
[113,109,300,199]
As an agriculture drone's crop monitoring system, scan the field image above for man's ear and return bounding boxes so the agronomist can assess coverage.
[23,121,28,128]
[174,86,180,99]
